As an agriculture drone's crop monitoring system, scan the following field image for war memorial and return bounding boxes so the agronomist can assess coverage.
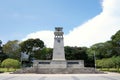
[15,27,100,74]
[33,27,84,69]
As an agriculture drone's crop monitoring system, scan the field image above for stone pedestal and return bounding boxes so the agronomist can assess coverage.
[33,60,84,68]
[51,60,66,68]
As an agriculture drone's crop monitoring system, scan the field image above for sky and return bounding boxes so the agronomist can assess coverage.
[0,0,120,47]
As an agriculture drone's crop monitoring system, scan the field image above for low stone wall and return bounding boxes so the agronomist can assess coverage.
[33,60,84,68]
[33,60,51,68]
[67,60,84,68]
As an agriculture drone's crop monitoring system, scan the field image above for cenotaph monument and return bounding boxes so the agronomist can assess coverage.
[33,27,84,69]
[14,27,101,73]
[50,27,67,68]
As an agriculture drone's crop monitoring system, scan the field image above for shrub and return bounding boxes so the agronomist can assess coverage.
[1,58,20,71]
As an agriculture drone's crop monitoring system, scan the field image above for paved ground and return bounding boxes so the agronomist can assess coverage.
[0,72,120,80]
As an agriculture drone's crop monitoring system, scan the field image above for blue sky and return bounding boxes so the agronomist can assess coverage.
[0,0,120,47]
[0,0,101,43]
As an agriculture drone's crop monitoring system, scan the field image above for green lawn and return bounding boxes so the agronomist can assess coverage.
[0,68,18,72]
[98,68,120,73]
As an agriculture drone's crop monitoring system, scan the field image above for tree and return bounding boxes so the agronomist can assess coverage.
[3,40,20,60]
[111,30,120,56]
[1,58,20,71]
[96,57,116,71]
[34,48,52,60]
[65,46,75,60]
[103,41,113,58]
[19,38,45,66]
[88,41,114,60]
[65,46,89,66]
[0,40,8,62]
[87,47,95,67]
[87,43,106,67]
[105,58,114,70]
[112,56,120,71]
[91,43,107,59]
[96,59,104,69]
[115,56,120,71]
[20,38,44,54]
[111,30,120,45]
[0,53,8,63]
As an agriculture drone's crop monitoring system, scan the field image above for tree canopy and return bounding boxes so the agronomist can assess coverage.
[3,40,20,60]
[20,38,44,54]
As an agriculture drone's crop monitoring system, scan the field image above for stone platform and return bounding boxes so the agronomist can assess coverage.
[13,60,98,74]
[13,67,103,74]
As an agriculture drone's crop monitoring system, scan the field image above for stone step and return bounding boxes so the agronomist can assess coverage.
[13,67,103,74]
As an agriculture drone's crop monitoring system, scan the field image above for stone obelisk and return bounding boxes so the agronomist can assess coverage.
[52,27,65,60]
[51,27,66,68]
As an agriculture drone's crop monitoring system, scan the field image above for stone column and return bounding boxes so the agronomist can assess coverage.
[52,27,65,60]
[51,27,66,68]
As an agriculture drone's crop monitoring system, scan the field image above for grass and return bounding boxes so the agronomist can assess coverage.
[0,68,19,72]
[98,68,120,73]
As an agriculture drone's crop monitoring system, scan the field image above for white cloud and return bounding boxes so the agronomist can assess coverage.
[22,0,120,47]
[22,31,54,47]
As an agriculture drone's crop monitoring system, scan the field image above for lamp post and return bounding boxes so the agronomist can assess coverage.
[94,51,96,70]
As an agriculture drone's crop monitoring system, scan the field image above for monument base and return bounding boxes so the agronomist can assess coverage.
[13,60,103,74]
[50,60,67,68]
[13,67,103,74]
[33,60,84,68]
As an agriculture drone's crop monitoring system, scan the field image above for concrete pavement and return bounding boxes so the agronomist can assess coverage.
[0,72,120,80]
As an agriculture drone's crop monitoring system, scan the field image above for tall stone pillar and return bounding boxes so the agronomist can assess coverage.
[51,27,66,68]
[52,27,65,60]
